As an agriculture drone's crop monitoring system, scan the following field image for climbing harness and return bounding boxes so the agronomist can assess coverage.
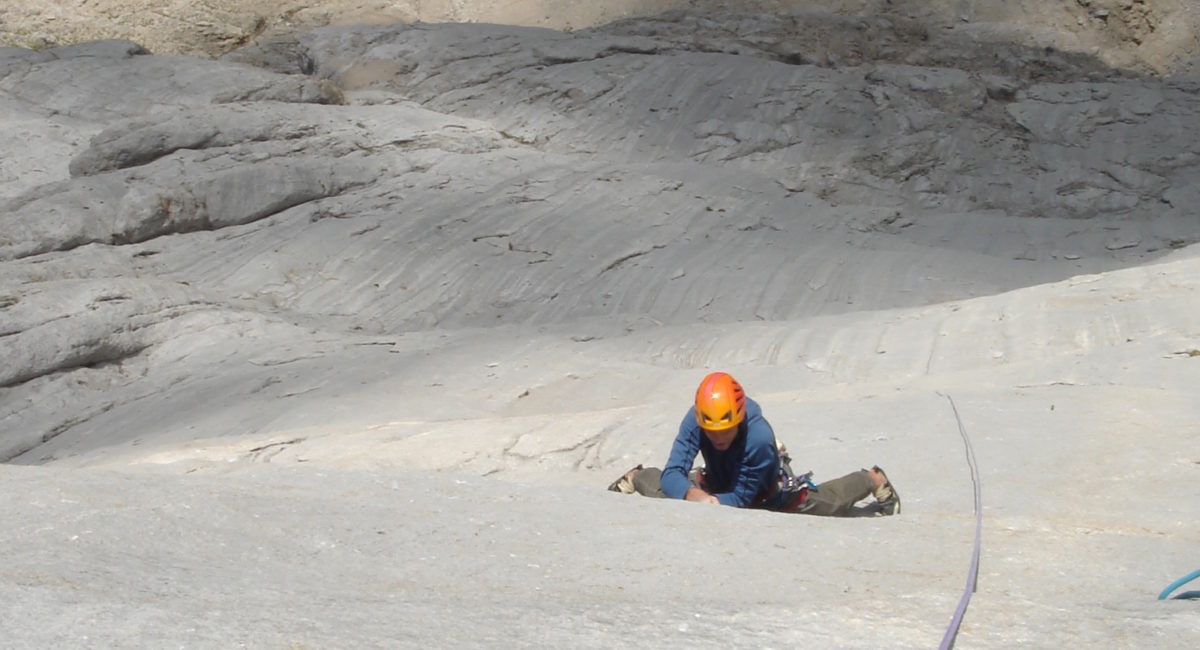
[938,393,982,650]
[779,469,816,495]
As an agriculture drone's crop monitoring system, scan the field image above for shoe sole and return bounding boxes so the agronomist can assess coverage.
[872,465,900,515]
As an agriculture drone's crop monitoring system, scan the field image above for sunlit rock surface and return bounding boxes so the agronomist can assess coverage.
[1,7,1197,648]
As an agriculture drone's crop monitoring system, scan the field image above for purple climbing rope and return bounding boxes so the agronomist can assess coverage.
[939,393,982,650]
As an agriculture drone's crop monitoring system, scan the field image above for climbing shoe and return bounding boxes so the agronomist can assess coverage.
[872,465,901,516]
[607,464,643,494]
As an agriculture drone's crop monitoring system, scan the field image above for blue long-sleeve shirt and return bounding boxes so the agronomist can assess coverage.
[660,397,782,508]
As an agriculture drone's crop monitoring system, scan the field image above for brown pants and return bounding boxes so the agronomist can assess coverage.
[629,467,874,517]
[788,469,874,516]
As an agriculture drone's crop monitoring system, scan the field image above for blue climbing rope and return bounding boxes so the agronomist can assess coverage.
[1159,569,1200,600]
[938,393,982,650]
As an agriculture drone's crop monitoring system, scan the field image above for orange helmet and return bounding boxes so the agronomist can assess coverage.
[694,372,746,432]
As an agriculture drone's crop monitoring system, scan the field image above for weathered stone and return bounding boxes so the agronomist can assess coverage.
[1,7,1198,468]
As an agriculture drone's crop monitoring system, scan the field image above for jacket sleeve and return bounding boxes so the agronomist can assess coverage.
[660,410,701,499]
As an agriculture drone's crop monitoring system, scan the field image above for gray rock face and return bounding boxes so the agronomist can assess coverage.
[2,13,1199,464]
[298,15,1200,223]
[1,10,1199,649]
[3,1,1198,75]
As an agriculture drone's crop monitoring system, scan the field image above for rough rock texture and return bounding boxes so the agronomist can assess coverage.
[2,11,1199,464]
[296,14,1200,224]
[2,1,1198,76]
[0,7,1198,648]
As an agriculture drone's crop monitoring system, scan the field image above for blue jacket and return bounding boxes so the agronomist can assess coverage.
[660,397,783,508]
